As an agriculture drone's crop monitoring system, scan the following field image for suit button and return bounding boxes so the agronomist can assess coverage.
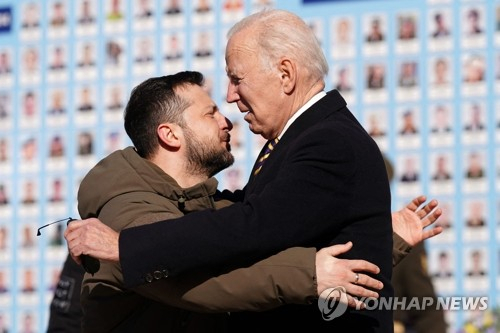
[153,271,162,280]
[145,273,153,283]
[162,269,169,278]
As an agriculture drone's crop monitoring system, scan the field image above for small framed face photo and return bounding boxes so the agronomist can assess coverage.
[21,2,41,30]
[45,131,69,170]
[464,199,487,229]
[429,151,454,186]
[461,101,487,145]
[463,247,488,291]
[221,0,245,23]
[106,0,126,23]
[133,0,155,31]
[429,56,452,87]
[462,150,488,194]
[461,53,487,97]
[48,1,67,28]
[20,46,41,84]
[461,5,487,49]
[192,0,215,25]
[396,59,420,102]
[76,0,97,26]
[0,49,13,77]
[104,38,127,78]
[395,11,419,54]
[427,7,453,51]
[17,312,36,332]
[429,103,453,135]
[395,106,421,149]
[364,14,386,43]
[75,0,98,36]
[362,14,388,57]
[330,16,355,59]
[0,92,11,126]
[429,248,455,282]
[0,137,10,165]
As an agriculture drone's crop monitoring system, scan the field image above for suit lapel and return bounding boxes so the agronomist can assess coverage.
[246,90,347,194]
[279,90,346,145]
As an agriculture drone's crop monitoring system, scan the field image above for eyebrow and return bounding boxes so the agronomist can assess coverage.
[204,104,218,113]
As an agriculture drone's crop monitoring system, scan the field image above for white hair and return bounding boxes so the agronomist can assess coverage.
[227,9,329,83]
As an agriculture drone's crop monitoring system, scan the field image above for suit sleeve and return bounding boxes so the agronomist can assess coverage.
[89,195,318,312]
[133,247,318,312]
[120,127,361,287]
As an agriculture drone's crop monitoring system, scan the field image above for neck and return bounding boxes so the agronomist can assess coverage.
[291,78,324,114]
[274,80,324,139]
[149,152,208,188]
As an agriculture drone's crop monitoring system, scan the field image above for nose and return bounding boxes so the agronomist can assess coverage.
[224,117,233,131]
[217,112,233,131]
[226,82,239,104]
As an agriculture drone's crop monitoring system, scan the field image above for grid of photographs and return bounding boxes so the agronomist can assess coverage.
[0,0,498,331]
[318,0,497,330]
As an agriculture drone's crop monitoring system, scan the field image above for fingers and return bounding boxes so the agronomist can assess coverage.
[346,270,383,297]
[406,195,426,211]
[421,226,443,241]
[348,259,380,275]
[69,253,82,266]
[64,219,93,258]
[423,208,442,227]
[323,242,353,257]
[315,249,382,299]
[351,272,382,290]
[346,294,366,309]
[323,288,367,309]
[346,285,378,300]
[342,260,383,299]
[416,199,439,219]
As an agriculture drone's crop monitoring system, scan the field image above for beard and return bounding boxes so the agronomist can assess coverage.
[184,127,234,178]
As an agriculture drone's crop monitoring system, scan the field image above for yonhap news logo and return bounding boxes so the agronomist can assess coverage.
[317,292,489,321]
[356,296,488,311]
[0,7,12,33]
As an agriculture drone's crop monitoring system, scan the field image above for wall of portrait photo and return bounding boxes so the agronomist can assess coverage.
[0,0,499,331]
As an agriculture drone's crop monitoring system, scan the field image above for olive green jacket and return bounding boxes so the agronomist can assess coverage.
[77,147,318,332]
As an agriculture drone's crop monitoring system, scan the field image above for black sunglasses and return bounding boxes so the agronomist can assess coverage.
[36,217,100,275]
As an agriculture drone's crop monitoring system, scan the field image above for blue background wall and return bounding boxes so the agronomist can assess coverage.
[0,0,498,331]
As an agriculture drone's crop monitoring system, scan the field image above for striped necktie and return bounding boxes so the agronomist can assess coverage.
[253,138,279,176]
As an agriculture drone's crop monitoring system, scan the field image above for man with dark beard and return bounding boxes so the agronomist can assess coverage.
[73,71,385,332]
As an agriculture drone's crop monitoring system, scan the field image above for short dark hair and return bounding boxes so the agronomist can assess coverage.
[124,71,205,158]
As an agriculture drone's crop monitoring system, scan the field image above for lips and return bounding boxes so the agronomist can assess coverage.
[243,113,253,123]
[221,133,231,143]
[221,134,231,151]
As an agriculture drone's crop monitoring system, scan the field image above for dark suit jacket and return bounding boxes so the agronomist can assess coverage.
[120,90,393,332]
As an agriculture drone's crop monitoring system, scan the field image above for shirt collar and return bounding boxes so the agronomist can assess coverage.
[278,91,327,140]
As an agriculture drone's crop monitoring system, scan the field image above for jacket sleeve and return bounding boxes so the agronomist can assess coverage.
[120,126,373,287]
[92,195,318,312]
[392,232,412,267]
[133,246,318,312]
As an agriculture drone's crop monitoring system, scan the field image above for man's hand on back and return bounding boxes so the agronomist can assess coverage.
[64,218,120,264]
